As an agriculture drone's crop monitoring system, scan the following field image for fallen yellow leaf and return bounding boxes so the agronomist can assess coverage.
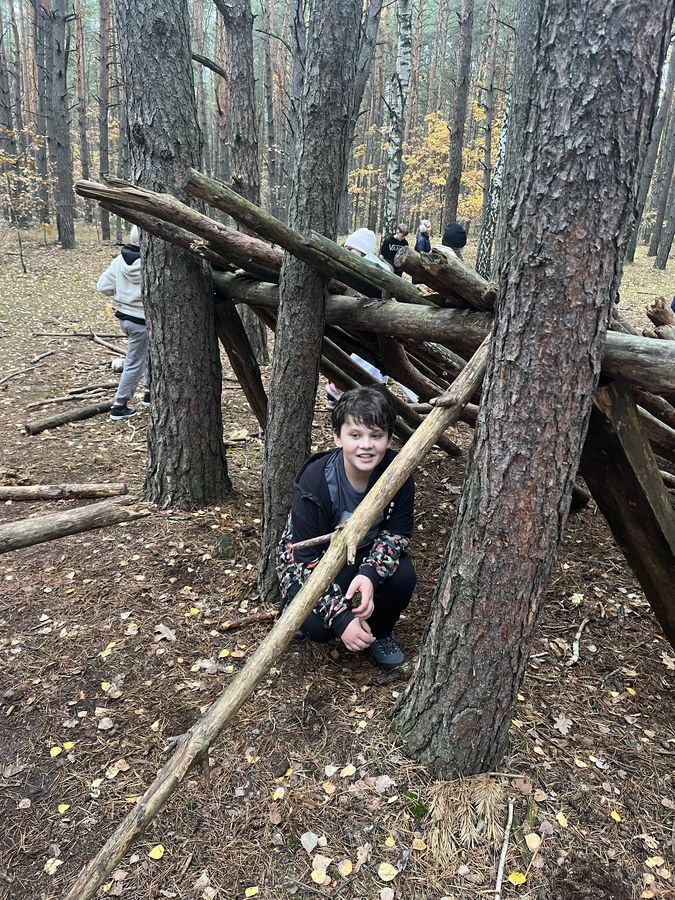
[57,803,70,814]
[63,741,75,751]
[377,862,398,882]
[50,746,62,758]
[337,859,353,877]
[244,888,259,898]
[384,836,395,848]
[311,869,327,884]
[627,687,637,696]
[340,763,356,777]
[411,838,427,851]
[44,858,63,875]
[507,871,527,885]
[556,811,568,828]
[645,856,665,868]
[511,718,523,728]
[322,781,336,795]
[101,681,111,691]
[272,787,285,800]
[610,810,622,822]
[574,758,588,768]
[148,844,165,860]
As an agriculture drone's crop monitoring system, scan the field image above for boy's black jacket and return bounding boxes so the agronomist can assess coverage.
[289,447,415,570]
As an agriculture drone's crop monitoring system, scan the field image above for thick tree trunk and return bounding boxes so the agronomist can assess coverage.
[215,0,268,363]
[382,0,412,234]
[392,0,674,777]
[47,0,75,248]
[32,0,50,222]
[98,0,111,239]
[115,0,231,509]
[443,0,474,224]
[258,0,361,601]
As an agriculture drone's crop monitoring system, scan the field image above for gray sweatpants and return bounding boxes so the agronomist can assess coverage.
[114,318,148,405]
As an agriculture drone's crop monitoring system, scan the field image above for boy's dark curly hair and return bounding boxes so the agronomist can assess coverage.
[331,386,395,436]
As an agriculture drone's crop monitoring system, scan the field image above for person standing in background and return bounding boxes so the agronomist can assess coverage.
[379,224,409,276]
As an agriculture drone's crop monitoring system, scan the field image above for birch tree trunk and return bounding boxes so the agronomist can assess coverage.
[258,0,361,600]
[382,0,412,235]
[392,0,674,777]
[443,0,474,225]
[115,0,231,508]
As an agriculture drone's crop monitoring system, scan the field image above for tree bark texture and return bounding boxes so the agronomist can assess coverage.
[625,53,675,262]
[46,0,75,247]
[443,0,474,224]
[647,106,675,256]
[392,0,675,778]
[259,0,361,601]
[32,0,50,221]
[215,0,268,363]
[383,0,412,234]
[115,0,231,509]
[74,0,92,219]
[98,0,111,239]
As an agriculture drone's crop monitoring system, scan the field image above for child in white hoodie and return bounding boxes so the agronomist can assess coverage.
[96,225,149,420]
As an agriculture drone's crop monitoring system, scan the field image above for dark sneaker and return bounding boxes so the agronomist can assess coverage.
[110,404,137,421]
[371,633,405,670]
[141,391,150,406]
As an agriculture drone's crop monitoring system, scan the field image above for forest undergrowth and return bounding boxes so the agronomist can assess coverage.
[0,234,673,900]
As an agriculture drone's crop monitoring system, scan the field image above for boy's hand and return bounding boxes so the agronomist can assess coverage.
[340,618,375,651]
[346,575,375,620]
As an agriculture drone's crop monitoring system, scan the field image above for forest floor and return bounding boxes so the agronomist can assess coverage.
[0,231,673,900]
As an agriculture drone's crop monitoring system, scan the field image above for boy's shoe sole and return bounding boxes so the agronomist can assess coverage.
[110,407,138,421]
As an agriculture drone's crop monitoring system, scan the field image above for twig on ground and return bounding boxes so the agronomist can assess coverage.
[0,366,36,386]
[567,617,590,666]
[219,610,276,632]
[30,350,56,364]
[494,797,515,900]
[92,333,127,355]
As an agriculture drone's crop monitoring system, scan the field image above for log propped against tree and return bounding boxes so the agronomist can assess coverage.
[74,171,675,649]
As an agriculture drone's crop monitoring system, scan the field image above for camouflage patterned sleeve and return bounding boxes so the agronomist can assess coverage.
[276,516,354,632]
[358,530,410,585]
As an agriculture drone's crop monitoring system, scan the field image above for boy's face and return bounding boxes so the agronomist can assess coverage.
[333,415,392,482]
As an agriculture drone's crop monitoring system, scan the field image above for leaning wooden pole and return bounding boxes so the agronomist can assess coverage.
[63,336,491,900]
[0,496,150,554]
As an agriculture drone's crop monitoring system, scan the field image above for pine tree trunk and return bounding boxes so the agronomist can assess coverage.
[98,0,110,239]
[443,0,474,224]
[74,0,92,222]
[32,0,50,223]
[392,0,674,778]
[216,0,268,364]
[261,0,281,217]
[383,0,412,234]
[626,54,675,263]
[115,0,231,509]
[480,0,500,233]
[46,0,75,247]
[647,108,675,256]
[475,103,507,279]
[258,0,362,601]
[654,183,675,269]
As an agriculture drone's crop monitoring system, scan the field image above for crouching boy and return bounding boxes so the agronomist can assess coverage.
[276,387,416,670]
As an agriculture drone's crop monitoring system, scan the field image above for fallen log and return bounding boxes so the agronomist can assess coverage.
[76,179,283,282]
[0,483,128,501]
[637,406,675,463]
[61,336,491,900]
[0,496,150,554]
[212,273,675,398]
[632,388,675,431]
[183,169,431,304]
[24,400,116,435]
[394,245,497,311]
[580,382,675,649]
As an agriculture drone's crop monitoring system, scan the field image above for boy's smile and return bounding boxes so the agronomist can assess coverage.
[334,416,392,488]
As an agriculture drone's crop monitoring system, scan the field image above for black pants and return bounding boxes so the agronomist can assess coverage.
[300,554,416,642]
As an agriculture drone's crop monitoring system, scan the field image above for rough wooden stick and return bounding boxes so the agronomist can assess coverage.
[24,400,115,435]
[0,496,149,554]
[30,350,56,364]
[0,366,36,386]
[92,334,126,355]
[567,617,590,666]
[26,389,109,411]
[494,797,515,900]
[0,483,128,501]
[62,335,491,900]
[219,610,277,632]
